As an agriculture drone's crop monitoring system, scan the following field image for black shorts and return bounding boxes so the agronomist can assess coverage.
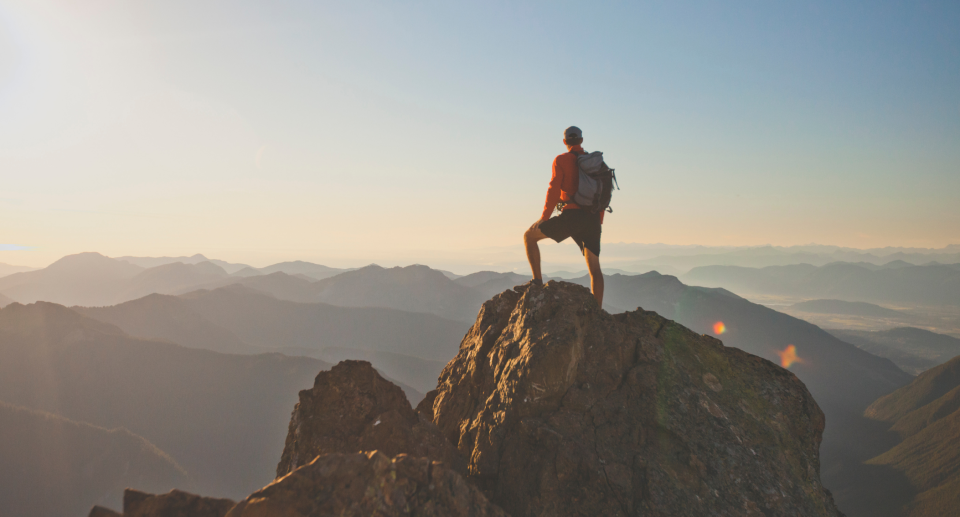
[538,209,602,256]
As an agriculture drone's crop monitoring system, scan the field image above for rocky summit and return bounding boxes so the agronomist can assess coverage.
[276,360,463,478]
[90,280,841,517]
[422,281,843,517]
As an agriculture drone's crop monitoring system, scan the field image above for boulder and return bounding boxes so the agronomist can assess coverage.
[276,360,464,478]
[228,451,506,517]
[117,488,234,517]
[425,281,843,517]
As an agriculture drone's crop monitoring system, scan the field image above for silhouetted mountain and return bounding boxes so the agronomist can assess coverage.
[682,262,960,306]
[0,252,144,306]
[867,355,960,424]
[312,264,486,322]
[626,245,960,272]
[72,293,264,355]
[226,261,349,280]
[0,292,12,308]
[0,400,186,517]
[0,262,35,278]
[179,271,318,302]
[453,271,519,288]
[0,252,322,308]
[115,254,251,274]
[0,253,238,307]
[259,260,347,280]
[230,266,263,277]
[119,262,229,302]
[791,299,908,318]
[76,285,467,393]
[829,328,960,375]
[180,286,466,378]
[0,301,331,499]
[860,355,960,517]
[454,271,529,298]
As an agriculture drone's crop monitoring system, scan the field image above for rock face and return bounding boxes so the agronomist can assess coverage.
[87,488,235,517]
[276,360,463,478]
[423,281,843,517]
[229,451,506,517]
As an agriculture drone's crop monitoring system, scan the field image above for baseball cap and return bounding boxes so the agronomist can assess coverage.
[564,126,582,140]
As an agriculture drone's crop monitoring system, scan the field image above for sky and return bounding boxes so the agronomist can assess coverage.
[1,0,959,269]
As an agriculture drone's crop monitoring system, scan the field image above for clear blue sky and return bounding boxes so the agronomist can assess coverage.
[1,0,958,268]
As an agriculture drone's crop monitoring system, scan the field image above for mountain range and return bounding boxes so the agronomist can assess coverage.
[114,254,252,274]
[829,328,960,376]
[861,355,960,516]
[0,301,332,500]
[74,284,466,393]
[682,261,960,306]
[0,262,35,278]
[0,400,186,517]
[619,244,960,273]
[2,251,950,516]
[790,299,910,319]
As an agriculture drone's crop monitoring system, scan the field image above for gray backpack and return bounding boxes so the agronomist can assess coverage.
[571,151,619,213]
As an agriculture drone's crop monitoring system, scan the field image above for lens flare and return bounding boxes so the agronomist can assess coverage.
[713,321,726,335]
[778,345,802,368]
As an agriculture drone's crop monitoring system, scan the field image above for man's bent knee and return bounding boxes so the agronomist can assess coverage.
[525,227,546,244]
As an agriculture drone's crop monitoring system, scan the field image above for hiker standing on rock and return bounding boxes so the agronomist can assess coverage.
[524,126,617,309]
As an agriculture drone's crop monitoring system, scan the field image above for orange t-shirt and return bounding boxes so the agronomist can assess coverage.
[540,145,604,223]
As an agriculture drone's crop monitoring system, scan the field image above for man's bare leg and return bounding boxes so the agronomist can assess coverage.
[524,223,548,282]
[585,248,604,309]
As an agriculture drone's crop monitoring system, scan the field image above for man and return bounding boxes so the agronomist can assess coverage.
[524,126,604,308]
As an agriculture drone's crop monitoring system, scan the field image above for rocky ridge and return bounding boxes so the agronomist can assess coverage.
[276,360,463,477]
[91,281,841,517]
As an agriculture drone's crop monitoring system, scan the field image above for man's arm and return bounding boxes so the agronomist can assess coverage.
[540,157,563,222]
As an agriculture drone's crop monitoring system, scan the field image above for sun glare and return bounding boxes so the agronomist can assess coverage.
[778,345,802,368]
[713,321,726,335]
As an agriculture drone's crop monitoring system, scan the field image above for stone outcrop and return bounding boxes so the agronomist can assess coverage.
[87,489,235,517]
[88,506,122,517]
[276,360,463,477]
[422,281,843,517]
[228,451,506,517]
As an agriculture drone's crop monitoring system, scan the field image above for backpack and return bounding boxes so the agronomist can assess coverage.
[571,151,619,214]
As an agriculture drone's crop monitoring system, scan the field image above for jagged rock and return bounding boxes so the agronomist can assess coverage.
[88,506,122,517]
[119,488,235,517]
[276,360,464,478]
[425,281,843,517]
[228,451,506,517]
